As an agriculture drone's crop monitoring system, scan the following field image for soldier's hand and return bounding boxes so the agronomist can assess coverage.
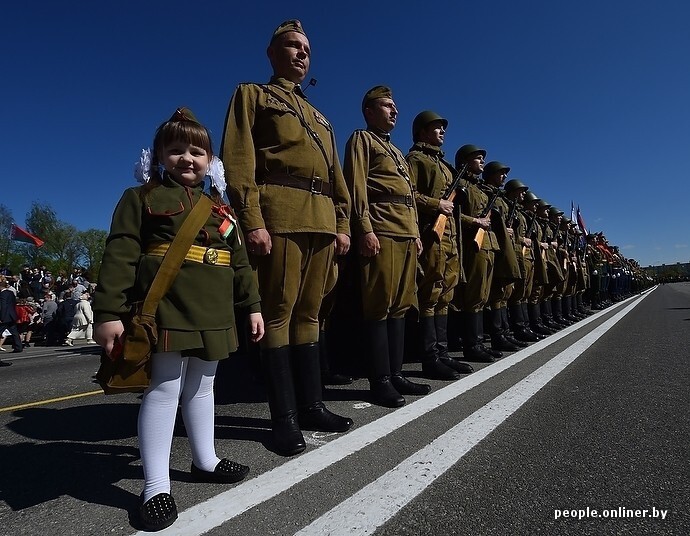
[506,228,514,238]
[438,199,454,216]
[360,232,380,257]
[335,233,351,255]
[523,237,532,248]
[415,238,423,257]
[476,215,491,229]
[246,228,272,255]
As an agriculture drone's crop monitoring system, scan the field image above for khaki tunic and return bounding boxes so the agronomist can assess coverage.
[221,76,351,348]
[487,188,521,309]
[343,128,419,321]
[541,220,565,299]
[455,177,500,313]
[508,208,535,305]
[406,142,460,317]
[93,177,260,360]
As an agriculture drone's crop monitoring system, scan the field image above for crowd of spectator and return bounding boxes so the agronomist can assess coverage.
[0,265,97,357]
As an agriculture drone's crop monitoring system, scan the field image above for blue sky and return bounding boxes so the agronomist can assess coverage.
[3,1,689,267]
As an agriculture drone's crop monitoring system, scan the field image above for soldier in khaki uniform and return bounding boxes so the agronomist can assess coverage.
[343,86,427,408]
[453,145,502,362]
[526,198,557,335]
[221,20,352,457]
[406,111,473,379]
[482,162,525,352]
[504,179,541,342]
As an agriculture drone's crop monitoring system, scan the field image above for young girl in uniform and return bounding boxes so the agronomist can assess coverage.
[94,107,263,532]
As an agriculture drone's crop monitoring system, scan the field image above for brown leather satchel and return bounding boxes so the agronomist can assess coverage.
[96,195,213,394]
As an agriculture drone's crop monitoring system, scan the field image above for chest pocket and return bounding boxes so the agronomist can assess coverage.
[146,200,184,217]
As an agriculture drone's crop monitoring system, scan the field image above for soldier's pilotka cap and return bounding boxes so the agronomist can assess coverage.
[361,85,393,113]
[270,19,306,44]
[169,107,200,124]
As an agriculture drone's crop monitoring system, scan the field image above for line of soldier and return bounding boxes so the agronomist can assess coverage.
[220,20,651,457]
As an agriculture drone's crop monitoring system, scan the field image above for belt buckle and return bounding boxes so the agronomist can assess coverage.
[203,248,219,265]
[405,194,413,207]
[310,177,323,194]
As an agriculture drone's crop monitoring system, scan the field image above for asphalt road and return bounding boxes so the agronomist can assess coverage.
[1,283,688,536]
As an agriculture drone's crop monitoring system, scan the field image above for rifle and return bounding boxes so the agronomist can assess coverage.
[431,162,469,241]
[522,212,538,257]
[473,186,501,250]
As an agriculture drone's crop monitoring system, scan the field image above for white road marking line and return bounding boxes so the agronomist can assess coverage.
[131,293,649,536]
[296,293,648,535]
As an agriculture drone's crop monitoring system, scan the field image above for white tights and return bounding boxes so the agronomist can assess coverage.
[138,352,220,501]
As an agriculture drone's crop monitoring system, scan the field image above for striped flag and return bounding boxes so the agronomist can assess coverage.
[576,206,588,236]
[10,223,45,247]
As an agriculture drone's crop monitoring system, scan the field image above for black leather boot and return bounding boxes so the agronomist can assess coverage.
[462,311,496,363]
[418,316,460,381]
[261,346,306,456]
[501,307,528,347]
[510,304,539,342]
[318,330,353,386]
[436,312,474,373]
[390,317,432,394]
[520,302,544,340]
[366,320,405,408]
[446,308,464,351]
[292,343,353,433]
[529,302,554,336]
[490,308,519,351]
[551,297,571,326]
[541,301,561,331]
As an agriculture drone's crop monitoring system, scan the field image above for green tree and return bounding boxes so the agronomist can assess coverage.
[0,204,12,268]
[79,228,108,280]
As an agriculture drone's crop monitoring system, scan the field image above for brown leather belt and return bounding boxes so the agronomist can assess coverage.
[368,193,414,207]
[258,174,332,197]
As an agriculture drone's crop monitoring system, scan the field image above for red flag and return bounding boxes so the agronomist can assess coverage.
[10,223,45,247]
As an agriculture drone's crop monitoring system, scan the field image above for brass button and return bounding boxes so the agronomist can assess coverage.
[204,248,219,265]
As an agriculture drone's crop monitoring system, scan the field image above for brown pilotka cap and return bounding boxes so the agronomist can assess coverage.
[270,19,306,44]
[361,85,393,113]
[169,107,200,124]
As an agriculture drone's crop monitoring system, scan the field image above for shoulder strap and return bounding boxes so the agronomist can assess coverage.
[140,195,213,318]
[260,84,335,179]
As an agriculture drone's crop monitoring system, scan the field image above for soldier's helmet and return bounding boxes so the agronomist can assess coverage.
[412,111,448,142]
[523,191,540,204]
[483,161,511,176]
[454,144,486,168]
[549,206,564,217]
[537,199,552,210]
[504,179,528,193]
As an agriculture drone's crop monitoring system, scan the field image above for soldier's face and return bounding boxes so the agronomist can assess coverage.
[268,32,311,83]
[365,98,398,133]
[419,120,445,146]
[467,153,485,174]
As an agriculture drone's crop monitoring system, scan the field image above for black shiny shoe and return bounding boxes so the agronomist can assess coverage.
[391,374,431,395]
[299,402,353,432]
[191,458,250,484]
[140,493,178,532]
[272,414,306,457]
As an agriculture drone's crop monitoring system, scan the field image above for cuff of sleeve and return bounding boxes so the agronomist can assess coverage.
[94,313,124,323]
[336,219,351,236]
[356,217,373,235]
[239,209,266,232]
[246,302,262,314]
